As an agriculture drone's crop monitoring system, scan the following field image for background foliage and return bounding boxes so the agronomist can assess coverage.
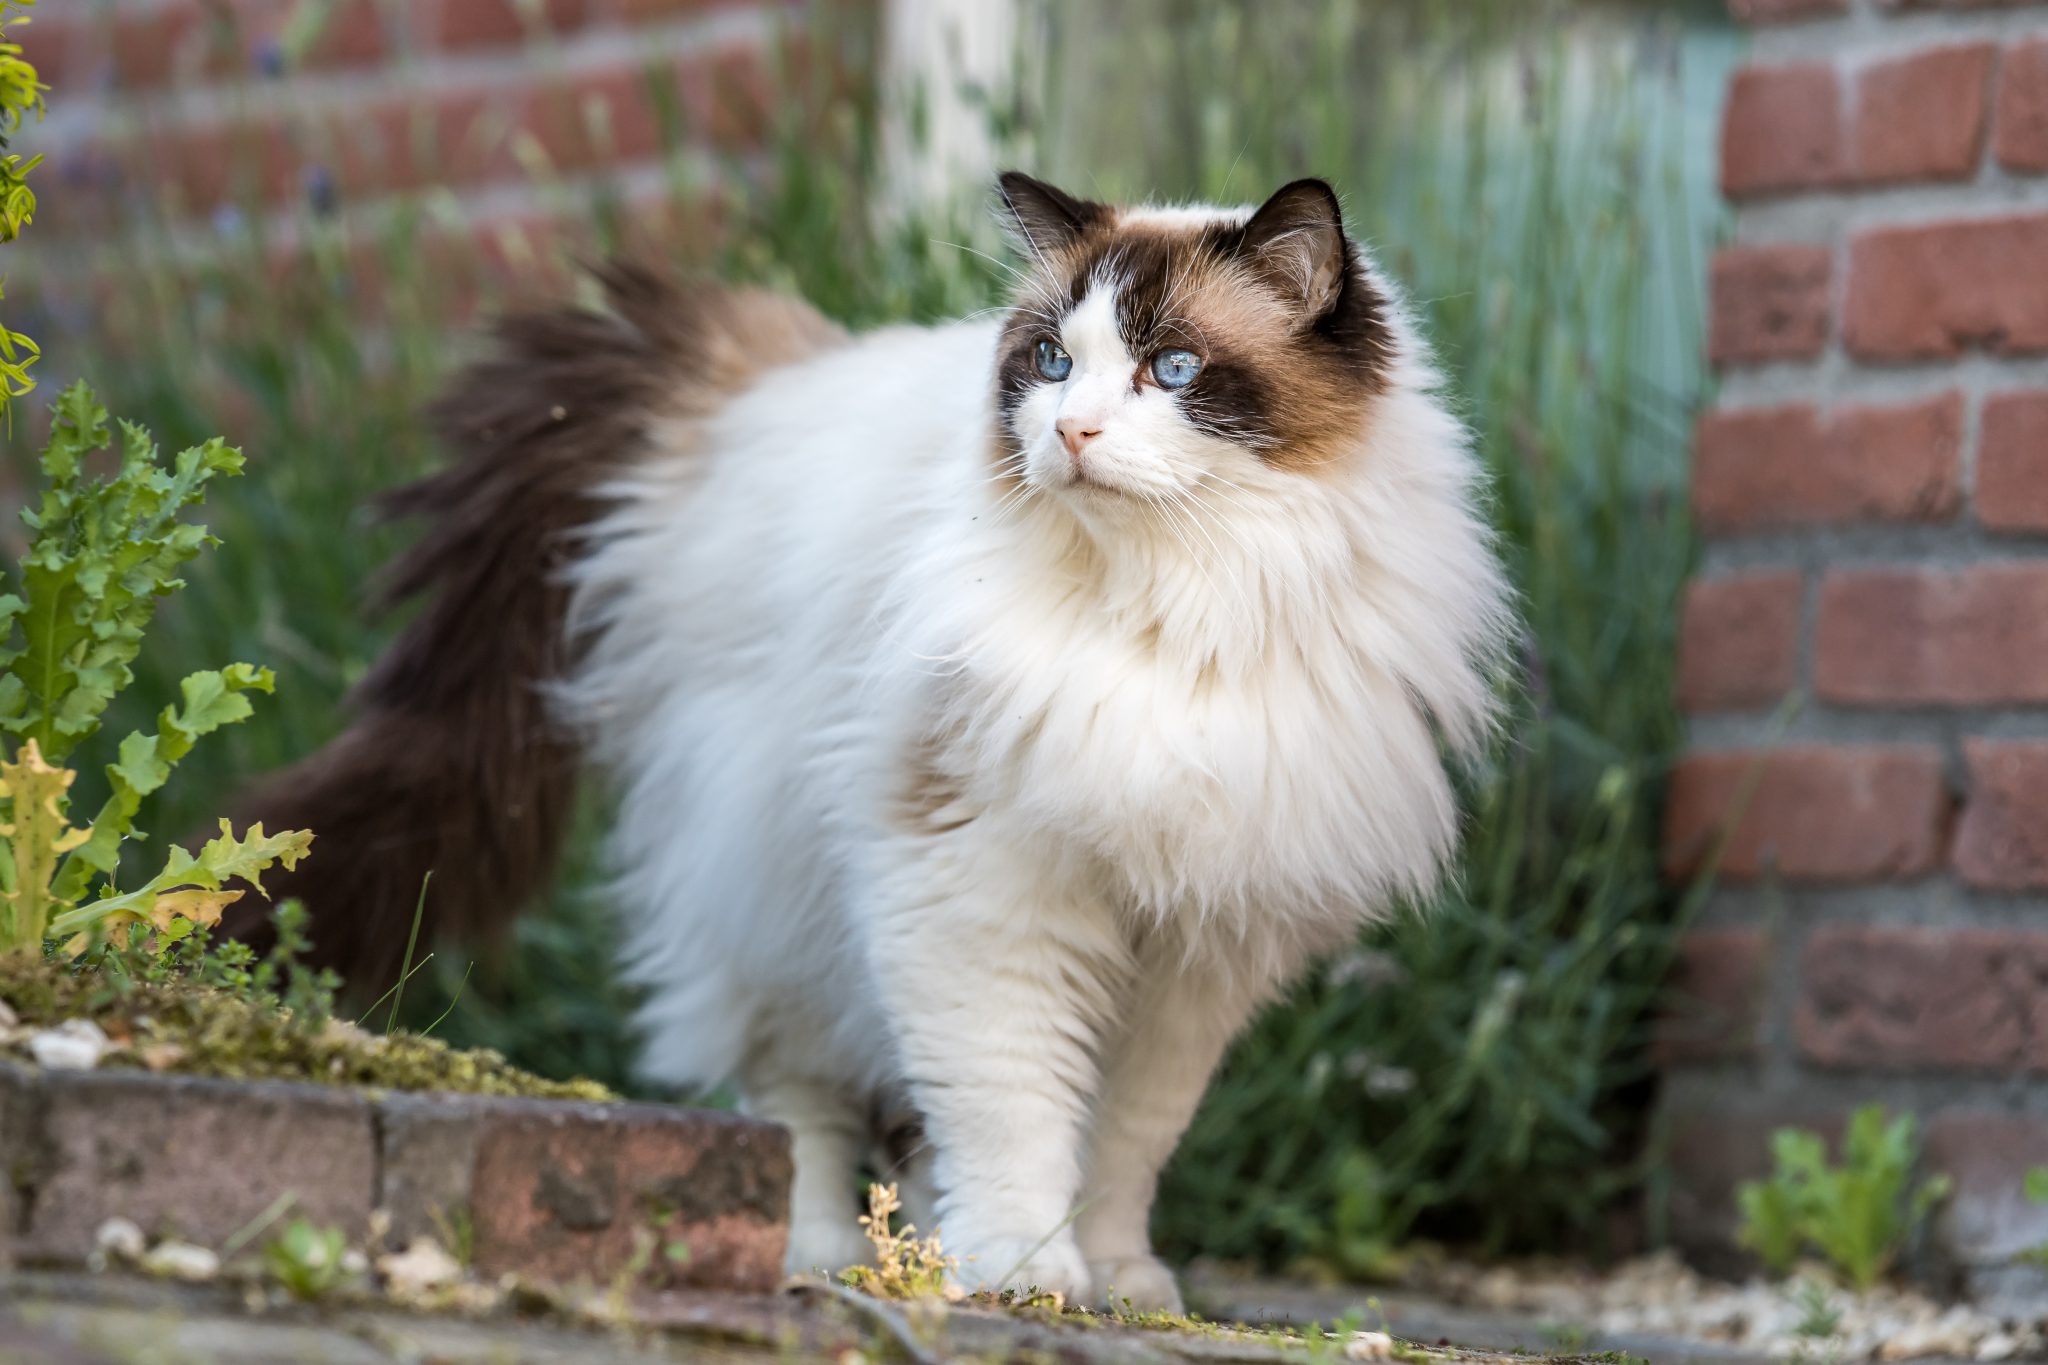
[22,0,1731,1267]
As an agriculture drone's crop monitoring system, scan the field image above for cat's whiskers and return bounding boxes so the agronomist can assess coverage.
[930,238,1034,289]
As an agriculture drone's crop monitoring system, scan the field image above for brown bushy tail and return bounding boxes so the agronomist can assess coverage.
[226,261,841,992]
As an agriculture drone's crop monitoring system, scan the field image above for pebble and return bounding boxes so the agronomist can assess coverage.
[141,1241,221,1282]
[1423,1251,2048,1361]
[93,1217,146,1262]
[376,1238,464,1299]
[28,1019,111,1070]
[1345,1330,1397,1360]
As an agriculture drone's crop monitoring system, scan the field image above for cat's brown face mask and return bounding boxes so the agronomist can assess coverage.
[990,173,1394,492]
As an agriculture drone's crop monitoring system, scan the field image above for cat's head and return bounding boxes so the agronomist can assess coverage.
[991,172,1394,506]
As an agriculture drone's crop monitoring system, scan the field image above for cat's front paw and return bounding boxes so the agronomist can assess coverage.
[1088,1253,1183,1313]
[950,1230,1092,1302]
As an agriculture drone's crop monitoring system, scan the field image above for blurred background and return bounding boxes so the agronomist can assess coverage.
[17,0,2048,1309]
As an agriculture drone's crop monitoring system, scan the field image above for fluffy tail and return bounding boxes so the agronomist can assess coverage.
[226,262,840,991]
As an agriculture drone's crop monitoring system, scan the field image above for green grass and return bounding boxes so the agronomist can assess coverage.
[21,0,1731,1264]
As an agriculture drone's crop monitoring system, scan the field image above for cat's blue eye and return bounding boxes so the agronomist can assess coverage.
[1151,348,1203,389]
[1034,340,1073,382]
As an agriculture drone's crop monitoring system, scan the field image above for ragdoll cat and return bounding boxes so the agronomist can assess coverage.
[232,173,1513,1310]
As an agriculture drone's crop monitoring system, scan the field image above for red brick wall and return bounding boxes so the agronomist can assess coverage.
[26,0,808,310]
[1666,0,2048,1301]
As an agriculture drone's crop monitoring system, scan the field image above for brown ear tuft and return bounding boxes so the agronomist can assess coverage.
[995,171,1106,257]
[1239,178,1348,321]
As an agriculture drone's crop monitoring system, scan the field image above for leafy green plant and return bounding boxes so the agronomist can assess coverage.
[0,384,312,961]
[1735,1106,1952,1291]
[262,1217,355,1300]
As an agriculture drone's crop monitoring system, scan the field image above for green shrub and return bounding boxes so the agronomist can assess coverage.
[0,3,310,969]
[1736,1106,1952,1291]
[0,385,313,960]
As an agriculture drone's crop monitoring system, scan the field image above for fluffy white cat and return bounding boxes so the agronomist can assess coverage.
[238,173,1513,1312]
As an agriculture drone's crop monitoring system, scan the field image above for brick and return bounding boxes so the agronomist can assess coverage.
[1658,927,1769,1063]
[1676,572,1804,712]
[1721,64,1843,197]
[428,0,593,50]
[1710,244,1834,365]
[1846,214,2048,361]
[69,39,769,227]
[1850,43,1996,184]
[468,1099,790,1290]
[30,1,394,94]
[1728,0,1847,17]
[1997,37,2048,174]
[1954,739,2048,889]
[1693,393,1962,532]
[614,0,755,18]
[1795,925,2048,1072]
[1663,745,1949,883]
[1924,1112,2048,1264]
[23,1073,376,1257]
[1980,390,2048,531]
[1815,563,2048,705]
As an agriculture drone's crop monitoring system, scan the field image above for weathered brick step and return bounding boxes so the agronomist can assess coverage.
[0,1062,790,1292]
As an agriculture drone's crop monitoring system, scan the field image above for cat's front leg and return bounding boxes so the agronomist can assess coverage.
[1076,944,1279,1313]
[863,824,1128,1302]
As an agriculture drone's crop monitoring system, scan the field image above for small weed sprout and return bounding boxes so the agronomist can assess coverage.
[1791,1276,1844,1339]
[262,1217,356,1301]
[1736,1105,1951,1291]
[840,1182,959,1301]
[428,1204,476,1268]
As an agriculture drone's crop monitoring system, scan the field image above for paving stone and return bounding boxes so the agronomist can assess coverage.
[0,1269,1624,1365]
[373,1091,495,1247]
[463,1098,790,1292]
[20,1070,377,1258]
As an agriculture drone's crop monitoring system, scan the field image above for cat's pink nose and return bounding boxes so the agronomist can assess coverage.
[1057,419,1102,459]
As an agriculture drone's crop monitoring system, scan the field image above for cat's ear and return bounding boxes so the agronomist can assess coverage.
[995,172,1105,257]
[1240,178,1348,320]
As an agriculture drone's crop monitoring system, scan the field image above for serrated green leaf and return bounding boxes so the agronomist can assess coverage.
[50,819,314,945]
[53,664,277,900]
[0,384,248,763]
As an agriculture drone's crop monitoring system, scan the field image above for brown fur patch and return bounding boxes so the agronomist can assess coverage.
[891,731,977,838]
[993,176,1394,474]
[224,263,842,992]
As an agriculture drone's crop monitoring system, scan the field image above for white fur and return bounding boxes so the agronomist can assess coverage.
[557,222,1512,1308]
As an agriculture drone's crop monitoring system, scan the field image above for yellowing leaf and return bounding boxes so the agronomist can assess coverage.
[0,738,82,952]
[148,887,241,932]
[49,820,314,951]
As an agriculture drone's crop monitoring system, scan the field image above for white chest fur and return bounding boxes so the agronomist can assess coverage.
[888,481,1468,934]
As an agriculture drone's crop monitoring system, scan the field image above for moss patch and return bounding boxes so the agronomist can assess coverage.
[0,956,612,1100]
